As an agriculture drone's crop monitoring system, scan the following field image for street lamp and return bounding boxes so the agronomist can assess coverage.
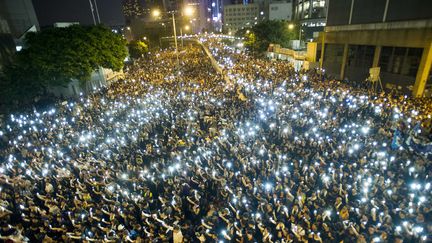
[184,6,194,17]
[288,23,301,43]
[152,9,161,18]
[152,6,194,67]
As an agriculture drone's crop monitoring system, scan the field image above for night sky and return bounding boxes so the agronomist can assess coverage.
[32,0,125,27]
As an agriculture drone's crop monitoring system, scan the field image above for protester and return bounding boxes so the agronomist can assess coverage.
[0,37,430,242]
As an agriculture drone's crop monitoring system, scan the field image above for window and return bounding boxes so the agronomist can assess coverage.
[347,45,374,68]
[304,1,310,11]
[380,47,422,77]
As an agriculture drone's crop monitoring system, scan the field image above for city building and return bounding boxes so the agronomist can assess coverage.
[223,1,292,33]
[0,17,14,71]
[315,0,432,97]
[208,0,224,32]
[269,0,292,21]
[0,0,39,38]
[223,3,259,33]
[31,0,124,28]
[127,0,212,43]
[227,0,254,4]
[123,0,145,24]
[184,0,208,33]
[293,0,327,40]
[0,0,39,67]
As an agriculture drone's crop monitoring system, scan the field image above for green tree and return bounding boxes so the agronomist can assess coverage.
[128,40,148,59]
[0,25,127,109]
[242,20,296,54]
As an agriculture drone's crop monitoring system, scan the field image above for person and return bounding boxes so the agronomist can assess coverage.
[0,37,430,242]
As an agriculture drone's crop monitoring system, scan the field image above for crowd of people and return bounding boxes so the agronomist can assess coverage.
[0,37,431,242]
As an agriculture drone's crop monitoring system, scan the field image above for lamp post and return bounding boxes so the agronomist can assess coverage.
[93,0,101,24]
[288,24,295,30]
[181,25,190,47]
[288,24,301,40]
[88,0,101,25]
[180,27,183,48]
[171,12,179,66]
[299,25,302,42]
[88,0,96,25]
[288,23,302,49]
[152,6,194,67]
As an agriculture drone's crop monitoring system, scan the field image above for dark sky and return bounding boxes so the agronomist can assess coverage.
[32,0,125,27]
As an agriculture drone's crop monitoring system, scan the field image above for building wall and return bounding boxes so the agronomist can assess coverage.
[327,0,432,26]
[317,20,432,96]
[320,0,432,96]
[224,3,259,32]
[0,33,15,71]
[0,0,39,38]
[269,2,292,21]
[386,0,432,22]
[48,68,124,98]
[351,0,386,24]
[0,18,11,34]
[325,0,349,26]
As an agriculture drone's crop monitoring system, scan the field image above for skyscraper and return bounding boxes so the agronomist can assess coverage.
[122,0,144,24]
[293,0,327,40]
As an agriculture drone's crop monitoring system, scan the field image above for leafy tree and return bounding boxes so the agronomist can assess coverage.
[241,20,297,54]
[235,28,251,38]
[243,31,258,54]
[128,40,148,59]
[0,25,127,109]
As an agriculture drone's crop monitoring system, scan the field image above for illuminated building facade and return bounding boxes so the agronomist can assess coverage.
[316,0,432,97]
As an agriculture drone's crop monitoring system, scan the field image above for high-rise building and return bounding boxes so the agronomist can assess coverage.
[293,0,327,39]
[123,0,145,24]
[0,0,39,38]
[268,0,292,21]
[223,0,291,33]
[183,0,203,33]
[223,3,259,33]
[315,0,432,97]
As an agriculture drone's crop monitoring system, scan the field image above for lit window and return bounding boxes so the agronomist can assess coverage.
[320,0,325,7]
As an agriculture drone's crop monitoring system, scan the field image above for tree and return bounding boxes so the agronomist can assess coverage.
[0,25,127,109]
[128,40,148,59]
[241,20,297,54]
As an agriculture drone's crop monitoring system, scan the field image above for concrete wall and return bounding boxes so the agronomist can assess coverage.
[327,0,432,26]
[317,21,432,96]
[48,68,123,98]
[324,27,432,48]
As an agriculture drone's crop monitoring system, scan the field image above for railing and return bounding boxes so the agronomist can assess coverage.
[267,44,307,60]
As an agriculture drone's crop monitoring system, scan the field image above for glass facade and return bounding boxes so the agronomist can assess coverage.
[293,0,327,39]
[380,47,423,78]
[295,0,326,20]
